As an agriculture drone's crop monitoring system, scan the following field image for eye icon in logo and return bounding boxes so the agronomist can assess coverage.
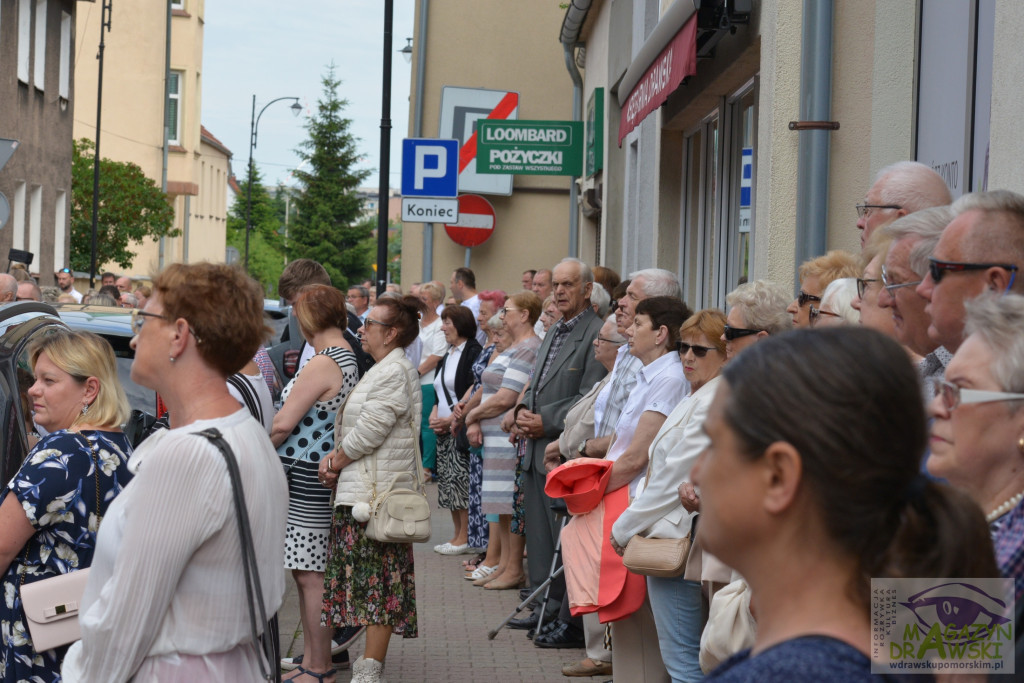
[900,581,1010,643]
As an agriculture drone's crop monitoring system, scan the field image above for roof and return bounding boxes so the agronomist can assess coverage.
[200,125,233,158]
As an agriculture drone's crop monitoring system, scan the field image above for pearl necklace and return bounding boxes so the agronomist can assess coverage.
[986,491,1024,523]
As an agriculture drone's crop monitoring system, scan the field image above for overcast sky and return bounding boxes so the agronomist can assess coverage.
[202,0,416,190]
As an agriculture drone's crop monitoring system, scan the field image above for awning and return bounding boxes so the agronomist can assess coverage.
[617,15,698,146]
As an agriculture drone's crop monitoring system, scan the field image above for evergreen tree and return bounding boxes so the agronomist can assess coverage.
[227,164,286,295]
[289,64,374,289]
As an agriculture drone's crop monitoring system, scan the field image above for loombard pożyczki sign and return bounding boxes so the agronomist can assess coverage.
[475,120,583,176]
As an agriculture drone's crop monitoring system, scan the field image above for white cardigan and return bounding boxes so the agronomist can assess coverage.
[610,375,721,546]
[333,348,422,507]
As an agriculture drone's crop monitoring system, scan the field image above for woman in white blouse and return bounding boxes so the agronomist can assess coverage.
[62,263,288,682]
[610,309,729,682]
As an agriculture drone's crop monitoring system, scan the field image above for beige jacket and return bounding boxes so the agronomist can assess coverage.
[333,348,422,507]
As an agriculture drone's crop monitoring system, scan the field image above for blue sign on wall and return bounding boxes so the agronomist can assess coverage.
[401,138,459,198]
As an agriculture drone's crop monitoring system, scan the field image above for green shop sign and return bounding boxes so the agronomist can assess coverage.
[475,120,583,176]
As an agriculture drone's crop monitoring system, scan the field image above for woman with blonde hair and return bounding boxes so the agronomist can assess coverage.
[0,331,133,682]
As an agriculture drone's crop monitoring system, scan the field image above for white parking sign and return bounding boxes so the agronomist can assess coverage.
[401,138,459,198]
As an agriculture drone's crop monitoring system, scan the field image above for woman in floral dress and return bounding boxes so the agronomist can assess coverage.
[0,331,132,683]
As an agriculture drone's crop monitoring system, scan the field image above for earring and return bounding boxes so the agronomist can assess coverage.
[1019,437,1024,456]
[169,356,176,363]
[81,403,90,416]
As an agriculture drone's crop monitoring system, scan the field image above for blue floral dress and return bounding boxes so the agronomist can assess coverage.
[0,430,133,683]
[467,344,495,549]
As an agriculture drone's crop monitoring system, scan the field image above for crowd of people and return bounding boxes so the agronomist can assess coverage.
[0,267,151,308]
[1,163,1024,682]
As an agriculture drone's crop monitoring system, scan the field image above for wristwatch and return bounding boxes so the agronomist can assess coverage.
[577,439,588,457]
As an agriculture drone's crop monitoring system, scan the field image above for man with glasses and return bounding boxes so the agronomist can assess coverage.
[856,161,952,249]
[55,267,82,302]
[875,207,954,391]
[917,189,1024,353]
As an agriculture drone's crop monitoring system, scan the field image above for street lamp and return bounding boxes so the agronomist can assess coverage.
[244,95,302,272]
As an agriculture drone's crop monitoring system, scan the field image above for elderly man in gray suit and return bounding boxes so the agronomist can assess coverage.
[507,257,608,643]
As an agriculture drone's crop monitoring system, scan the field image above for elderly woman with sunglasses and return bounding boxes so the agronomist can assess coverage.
[610,309,729,682]
[927,294,1024,610]
[720,280,792,360]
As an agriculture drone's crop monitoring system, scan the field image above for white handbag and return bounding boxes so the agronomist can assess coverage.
[20,568,90,651]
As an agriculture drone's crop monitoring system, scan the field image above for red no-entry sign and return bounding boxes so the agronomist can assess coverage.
[444,194,496,247]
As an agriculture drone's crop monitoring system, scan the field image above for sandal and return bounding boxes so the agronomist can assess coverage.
[465,564,497,581]
[286,665,336,682]
[461,553,486,570]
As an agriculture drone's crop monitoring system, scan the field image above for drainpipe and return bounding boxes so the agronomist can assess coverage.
[415,0,431,280]
[560,0,593,258]
[794,0,834,284]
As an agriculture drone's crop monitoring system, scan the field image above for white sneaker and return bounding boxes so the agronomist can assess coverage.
[352,655,386,683]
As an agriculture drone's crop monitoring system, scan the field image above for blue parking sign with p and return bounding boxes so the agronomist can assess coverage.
[402,139,459,198]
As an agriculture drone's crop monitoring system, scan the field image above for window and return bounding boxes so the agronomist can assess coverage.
[167,70,182,145]
[171,0,184,9]
[33,0,46,90]
[53,190,67,270]
[680,78,759,309]
[29,184,42,264]
[58,10,70,100]
[18,0,30,84]
[12,182,26,250]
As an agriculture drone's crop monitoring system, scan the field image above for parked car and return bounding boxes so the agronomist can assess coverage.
[0,302,155,484]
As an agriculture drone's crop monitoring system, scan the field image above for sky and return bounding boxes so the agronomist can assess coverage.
[202,0,416,190]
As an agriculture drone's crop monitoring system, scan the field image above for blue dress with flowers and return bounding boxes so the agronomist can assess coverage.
[0,430,132,683]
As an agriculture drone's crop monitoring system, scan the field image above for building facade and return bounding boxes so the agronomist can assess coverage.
[0,0,79,281]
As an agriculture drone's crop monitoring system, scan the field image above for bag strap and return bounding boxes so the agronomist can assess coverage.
[437,352,457,410]
[227,374,263,426]
[193,428,276,682]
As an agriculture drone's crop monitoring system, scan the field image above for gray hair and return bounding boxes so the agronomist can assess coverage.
[726,280,792,336]
[963,293,1024,395]
[881,205,954,276]
[629,268,681,299]
[0,274,17,300]
[590,282,611,317]
[601,316,627,343]
[874,161,952,213]
[950,190,1024,279]
[120,292,139,308]
[559,258,593,284]
[487,313,504,331]
[819,278,859,325]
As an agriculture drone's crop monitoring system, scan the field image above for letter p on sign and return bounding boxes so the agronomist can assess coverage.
[401,138,460,198]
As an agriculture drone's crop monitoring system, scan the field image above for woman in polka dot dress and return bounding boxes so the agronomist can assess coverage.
[271,285,359,682]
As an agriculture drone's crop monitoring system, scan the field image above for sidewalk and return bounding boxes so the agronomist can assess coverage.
[278,483,610,682]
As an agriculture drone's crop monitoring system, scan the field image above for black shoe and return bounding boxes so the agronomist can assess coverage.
[331,625,366,652]
[534,621,585,649]
[519,588,533,601]
[280,649,350,671]
[507,613,540,630]
[526,618,561,640]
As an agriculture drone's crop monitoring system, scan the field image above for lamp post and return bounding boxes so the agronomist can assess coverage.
[244,95,302,272]
[89,0,113,288]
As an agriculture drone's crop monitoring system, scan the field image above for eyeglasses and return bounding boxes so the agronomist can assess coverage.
[856,278,878,299]
[932,379,1024,412]
[880,264,922,298]
[131,309,171,334]
[855,203,902,219]
[677,341,716,357]
[928,258,1019,285]
[809,306,841,325]
[723,325,763,341]
[797,291,821,307]
[364,317,392,329]
[131,310,202,343]
[597,336,624,345]
[499,307,522,316]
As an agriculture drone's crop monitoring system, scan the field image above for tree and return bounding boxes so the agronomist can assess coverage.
[226,164,287,295]
[288,64,374,289]
[70,139,177,272]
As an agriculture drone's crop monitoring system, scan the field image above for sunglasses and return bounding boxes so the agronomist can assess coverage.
[856,278,878,299]
[932,379,1024,412]
[723,325,763,341]
[677,341,716,357]
[57,267,72,274]
[928,258,1018,285]
[797,291,821,307]
[880,264,922,298]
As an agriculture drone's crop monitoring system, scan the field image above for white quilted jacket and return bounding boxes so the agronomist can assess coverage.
[333,348,423,507]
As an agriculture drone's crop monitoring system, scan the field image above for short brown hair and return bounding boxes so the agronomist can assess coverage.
[508,290,543,326]
[440,304,477,341]
[679,308,727,355]
[153,263,270,376]
[374,295,422,348]
[294,284,348,338]
[798,250,860,290]
[278,259,330,301]
[634,297,692,348]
